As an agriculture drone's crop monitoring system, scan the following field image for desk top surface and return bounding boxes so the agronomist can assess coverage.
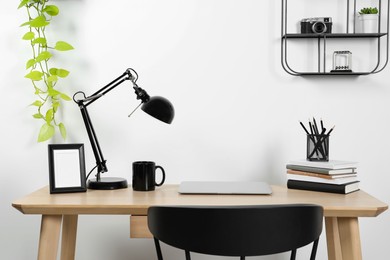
[12,185,388,217]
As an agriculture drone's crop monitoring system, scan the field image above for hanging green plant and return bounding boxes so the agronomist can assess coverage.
[18,0,74,142]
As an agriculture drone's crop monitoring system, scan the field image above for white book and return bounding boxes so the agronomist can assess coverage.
[286,164,357,175]
[286,173,359,185]
[287,159,358,170]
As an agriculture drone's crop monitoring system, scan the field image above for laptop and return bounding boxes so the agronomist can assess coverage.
[179,181,272,195]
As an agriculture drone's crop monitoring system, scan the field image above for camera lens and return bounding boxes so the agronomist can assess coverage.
[312,21,327,34]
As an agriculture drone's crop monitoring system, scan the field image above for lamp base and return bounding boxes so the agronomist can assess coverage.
[87,177,128,190]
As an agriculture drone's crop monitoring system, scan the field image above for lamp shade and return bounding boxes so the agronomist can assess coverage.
[141,96,175,124]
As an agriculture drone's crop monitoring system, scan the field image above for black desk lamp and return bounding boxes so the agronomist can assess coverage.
[73,68,174,190]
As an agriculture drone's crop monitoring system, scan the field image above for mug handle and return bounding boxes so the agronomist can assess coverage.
[155,166,166,186]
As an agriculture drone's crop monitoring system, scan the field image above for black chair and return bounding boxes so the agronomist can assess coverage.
[148,204,323,260]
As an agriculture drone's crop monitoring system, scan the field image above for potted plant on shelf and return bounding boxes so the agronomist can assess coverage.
[359,7,379,33]
[18,0,74,142]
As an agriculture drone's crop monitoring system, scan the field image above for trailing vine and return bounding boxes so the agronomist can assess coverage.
[18,0,74,142]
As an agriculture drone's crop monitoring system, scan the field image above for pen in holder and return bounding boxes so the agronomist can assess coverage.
[307,134,329,161]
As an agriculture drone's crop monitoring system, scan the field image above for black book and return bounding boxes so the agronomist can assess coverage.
[287,179,360,194]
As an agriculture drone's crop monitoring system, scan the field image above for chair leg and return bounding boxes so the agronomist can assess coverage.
[240,256,245,260]
[290,249,297,260]
[153,237,163,260]
[310,238,320,260]
[185,250,191,260]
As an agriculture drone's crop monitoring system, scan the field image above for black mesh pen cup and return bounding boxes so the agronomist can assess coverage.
[307,134,329,161]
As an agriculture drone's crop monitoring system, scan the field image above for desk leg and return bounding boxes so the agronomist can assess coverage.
[325,217,343,260]
[325,217,362,260]
[37,215,62,260]
[60,215,78,260]
[338,217,362,260]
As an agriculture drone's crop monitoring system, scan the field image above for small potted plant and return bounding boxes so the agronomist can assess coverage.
[359,7,379,33]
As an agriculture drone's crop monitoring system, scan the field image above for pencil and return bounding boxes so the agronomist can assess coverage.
[309,120,314,135]
[326,125,335,136]
[299,121,310,135]
[313,117,320,135]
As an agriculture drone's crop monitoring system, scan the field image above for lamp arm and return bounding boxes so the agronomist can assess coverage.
[78,101,107,179]
[83,69,135,107]
[73,68,138,180]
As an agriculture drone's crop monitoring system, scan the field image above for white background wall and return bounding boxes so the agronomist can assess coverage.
[1,0,389,259]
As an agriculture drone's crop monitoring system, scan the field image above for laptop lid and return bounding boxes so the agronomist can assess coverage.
[179,181,272,195]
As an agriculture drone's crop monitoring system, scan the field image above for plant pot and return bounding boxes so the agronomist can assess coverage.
[359,14,379,33]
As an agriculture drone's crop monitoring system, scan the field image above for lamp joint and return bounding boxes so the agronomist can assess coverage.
[134,87,150,103]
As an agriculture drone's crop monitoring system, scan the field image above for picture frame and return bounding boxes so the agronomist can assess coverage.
[48,143,87,194]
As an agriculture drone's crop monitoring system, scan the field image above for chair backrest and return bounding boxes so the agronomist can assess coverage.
[148,204,323,259]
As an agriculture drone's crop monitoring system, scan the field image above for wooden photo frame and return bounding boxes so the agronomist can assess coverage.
[48,143,86,194]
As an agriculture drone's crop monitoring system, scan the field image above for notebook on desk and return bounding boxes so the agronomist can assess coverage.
[179,181,272,195]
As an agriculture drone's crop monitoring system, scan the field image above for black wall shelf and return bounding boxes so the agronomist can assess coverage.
[293,72,370,76]
[283,33,387,39]
[281,0,389,76]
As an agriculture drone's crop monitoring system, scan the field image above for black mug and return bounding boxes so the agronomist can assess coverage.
[132,161,166,191]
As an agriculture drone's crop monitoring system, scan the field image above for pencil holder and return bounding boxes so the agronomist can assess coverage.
[306,134,329,161]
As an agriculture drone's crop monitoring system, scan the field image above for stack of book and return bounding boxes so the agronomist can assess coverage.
[286,160,359,194]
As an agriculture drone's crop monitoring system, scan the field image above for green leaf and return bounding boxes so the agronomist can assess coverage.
[26,59,36,69]
[35,51,52,62]
[59,123,67,140]
[49,68,58,75]
[45,109,54,122]
[47,75,58,82]
[25,71,43,81]
[32,37,47,45]
[54,41,74,51]
[22,31,35,40]
[50,68,69,78]
[48,88,59,97]
[53,101,60,112]
[60,93,72,101]
[30,16,50,28]
[47,81,53,89]
[43,5,59,16]
[57,69,70,78]
[18,0,29,9]
[34,88,41,95]
[31,100,43,107]
[33,113,43,119]
[20,21,30,27]
[38,123,55,142]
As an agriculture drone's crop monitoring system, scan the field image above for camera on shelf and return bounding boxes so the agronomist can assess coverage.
[301,17,333,34]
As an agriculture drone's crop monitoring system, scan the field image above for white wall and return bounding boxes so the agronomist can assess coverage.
[1,0,389,259]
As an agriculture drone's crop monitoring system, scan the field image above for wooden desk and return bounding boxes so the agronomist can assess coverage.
[12,185,387,260]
